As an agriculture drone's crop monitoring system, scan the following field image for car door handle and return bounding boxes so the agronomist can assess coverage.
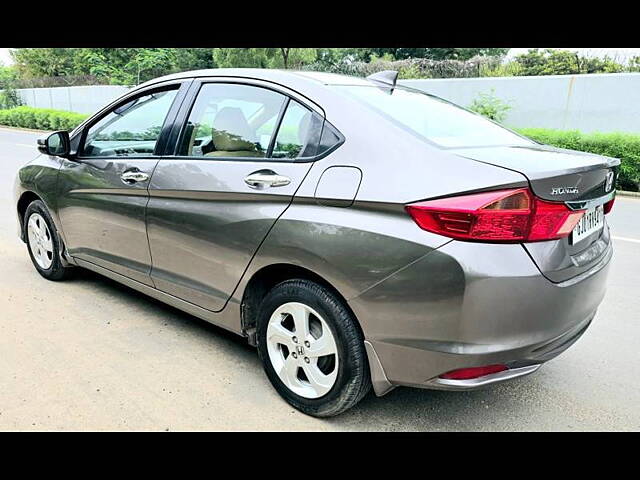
[244,170,291,189]
[121,170,150,184]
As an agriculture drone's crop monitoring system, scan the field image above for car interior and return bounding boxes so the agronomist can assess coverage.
[184,89,314,160]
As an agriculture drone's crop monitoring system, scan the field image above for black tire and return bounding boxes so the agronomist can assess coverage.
[24,200,74,281]
[256,279,371,417]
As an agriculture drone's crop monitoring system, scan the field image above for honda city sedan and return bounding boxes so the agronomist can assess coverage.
[14,68,618,416]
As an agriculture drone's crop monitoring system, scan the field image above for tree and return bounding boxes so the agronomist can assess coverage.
[212,48,318,70]
[9,48,215,86]
[78,48,182,84]
[358,48,509,61]
[10,48,78,77]
[173,48,217,71]
[127,49,178,84]
[314,48,369,66]
[514,49,625,76]
[0,64,17,88]
[212,48,273,68]
[0,64,22,109]
[425,48,509,60]
[269,48,317,69]
[578,55,624,74]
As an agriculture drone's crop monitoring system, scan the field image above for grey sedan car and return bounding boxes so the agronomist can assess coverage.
[14,68,618,417]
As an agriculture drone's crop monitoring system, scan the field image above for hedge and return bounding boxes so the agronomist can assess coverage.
[515,128,640,192]
[0,106,88,132]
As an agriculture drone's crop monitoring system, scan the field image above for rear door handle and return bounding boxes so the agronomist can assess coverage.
[121,169,150,184]
[244,169,291,189]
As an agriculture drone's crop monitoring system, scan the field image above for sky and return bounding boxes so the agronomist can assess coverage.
[2,48,640,67]
[0,48,11,65]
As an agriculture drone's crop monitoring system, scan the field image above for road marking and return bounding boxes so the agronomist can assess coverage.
[612,236,640,244]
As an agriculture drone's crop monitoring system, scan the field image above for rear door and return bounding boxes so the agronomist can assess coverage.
[57,81,189,285]
[147,79,325,311]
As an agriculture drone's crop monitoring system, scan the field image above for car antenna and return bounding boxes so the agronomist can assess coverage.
[366,70,399,90]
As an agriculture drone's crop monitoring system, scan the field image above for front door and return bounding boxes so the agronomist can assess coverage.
[57,85,184,285]
[147,81,324,311]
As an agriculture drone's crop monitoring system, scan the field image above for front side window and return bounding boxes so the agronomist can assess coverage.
[337,85,532,148]
[82,88,178,157]
[181,83,287,158]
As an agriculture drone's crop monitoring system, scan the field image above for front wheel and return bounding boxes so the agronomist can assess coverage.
[256,279,371,417]
[24,200,74,281]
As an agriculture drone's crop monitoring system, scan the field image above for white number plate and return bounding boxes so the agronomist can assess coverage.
[571,205,604,244]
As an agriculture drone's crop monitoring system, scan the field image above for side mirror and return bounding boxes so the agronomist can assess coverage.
[37,131,70,157]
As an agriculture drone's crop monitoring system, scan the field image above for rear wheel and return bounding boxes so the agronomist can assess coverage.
[24,200,74,281]
[256,279,371,417]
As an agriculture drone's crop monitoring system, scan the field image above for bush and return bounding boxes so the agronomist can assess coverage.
[515,128,640,191]
[0,106,88,132]
[303,55,502,79]
[468,89,512,123]
[0,87,23,109]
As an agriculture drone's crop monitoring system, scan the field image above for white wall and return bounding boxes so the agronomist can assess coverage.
[399,73,640,133]
[8,73,640,133]
[15,85,132,114]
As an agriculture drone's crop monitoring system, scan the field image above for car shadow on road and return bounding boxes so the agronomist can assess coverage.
[65,267,549,431]
[66,267,256,354]
[326,380,544,431]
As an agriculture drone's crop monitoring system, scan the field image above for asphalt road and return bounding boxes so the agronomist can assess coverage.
[1,126,639,431]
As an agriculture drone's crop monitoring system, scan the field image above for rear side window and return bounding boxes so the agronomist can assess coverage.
[271,100,317,159]
[82,88,178,157]
[178,82,337,161]
[179,83,286,158]
[317,121,342,157]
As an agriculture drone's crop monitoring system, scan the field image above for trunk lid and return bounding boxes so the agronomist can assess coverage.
[450,144,620,282]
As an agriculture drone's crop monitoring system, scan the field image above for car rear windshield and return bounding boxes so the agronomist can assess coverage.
[336,85,532,148]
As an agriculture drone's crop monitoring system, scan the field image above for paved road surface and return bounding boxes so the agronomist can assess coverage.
[1,127,639,431]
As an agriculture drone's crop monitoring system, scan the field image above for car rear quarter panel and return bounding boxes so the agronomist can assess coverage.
[348,240,611,387]
[232,113,530,320]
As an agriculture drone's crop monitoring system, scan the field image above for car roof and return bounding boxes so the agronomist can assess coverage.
[135,68,374,90]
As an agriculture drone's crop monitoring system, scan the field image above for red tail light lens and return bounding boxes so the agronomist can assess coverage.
[604,197,615,215]
[439,364,508,380]
[405,188,585,243]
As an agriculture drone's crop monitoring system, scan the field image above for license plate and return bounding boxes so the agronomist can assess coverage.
[571,205,604,244]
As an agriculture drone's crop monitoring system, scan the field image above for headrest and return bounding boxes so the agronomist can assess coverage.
[212,107,257,152]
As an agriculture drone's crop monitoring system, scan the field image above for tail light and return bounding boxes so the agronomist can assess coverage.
[439,364,508,380]
[405,188,585,243]
[604,197,615,214]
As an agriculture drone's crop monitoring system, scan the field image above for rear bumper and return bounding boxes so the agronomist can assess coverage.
[350,239,612,395]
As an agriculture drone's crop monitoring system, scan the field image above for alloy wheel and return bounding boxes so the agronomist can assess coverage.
[266,302,339,399]
[27,213,54,270]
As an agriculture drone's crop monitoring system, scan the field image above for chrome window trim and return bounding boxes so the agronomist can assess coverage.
[169,78,343,163]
